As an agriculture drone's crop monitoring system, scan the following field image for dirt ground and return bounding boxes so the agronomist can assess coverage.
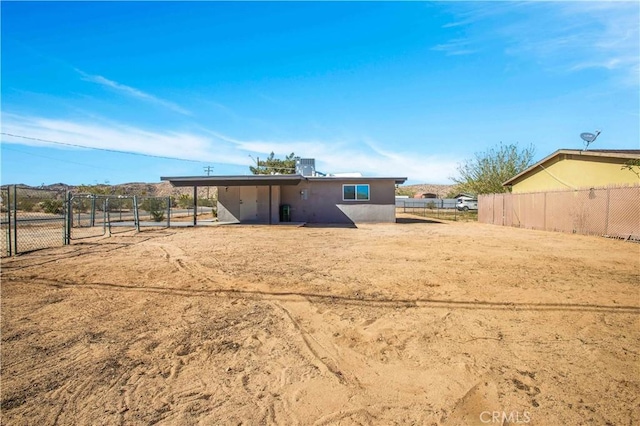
[2,214,639,425]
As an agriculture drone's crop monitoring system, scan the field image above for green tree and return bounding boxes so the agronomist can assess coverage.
[250,152,296,175]
[452,143,535,195]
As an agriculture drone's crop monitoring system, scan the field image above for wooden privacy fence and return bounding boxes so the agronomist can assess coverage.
[478,185,640,241]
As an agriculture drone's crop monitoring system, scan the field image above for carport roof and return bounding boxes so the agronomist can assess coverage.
[161,174,304,187]
[161,174,408,187]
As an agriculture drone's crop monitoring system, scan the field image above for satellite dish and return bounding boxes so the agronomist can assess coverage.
[580,130,601,150]
[580,133,597,143]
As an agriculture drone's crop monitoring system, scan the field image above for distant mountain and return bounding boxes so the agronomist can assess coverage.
[7,181,457,200]
[396,183,458,198]
[4,182,218,199]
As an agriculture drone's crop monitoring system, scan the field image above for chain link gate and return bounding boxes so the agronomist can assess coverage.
[68,194,171,238]
[1,189,173,256]
[105,195,139,234]
[1,185,67,256]
[136,196,171,228]
[67,194,111,240]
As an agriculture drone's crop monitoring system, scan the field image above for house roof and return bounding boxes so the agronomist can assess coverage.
[161,174,408,187]
[305,176,407,184]
[502,149,640,187]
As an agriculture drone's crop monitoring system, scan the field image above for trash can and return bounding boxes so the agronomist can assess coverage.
[279,204,291,222]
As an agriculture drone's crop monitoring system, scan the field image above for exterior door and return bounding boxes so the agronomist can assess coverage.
[239,186,258,222]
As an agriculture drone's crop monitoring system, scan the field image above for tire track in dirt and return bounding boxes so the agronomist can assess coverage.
[277,300,356,387]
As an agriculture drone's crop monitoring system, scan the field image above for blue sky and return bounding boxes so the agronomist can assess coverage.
[1,1,638,186]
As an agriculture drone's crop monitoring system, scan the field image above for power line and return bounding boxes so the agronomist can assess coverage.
[1,132,206,163]
[1,144,117,170]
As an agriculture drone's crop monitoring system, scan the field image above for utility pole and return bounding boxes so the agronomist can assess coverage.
[204,166,213,199]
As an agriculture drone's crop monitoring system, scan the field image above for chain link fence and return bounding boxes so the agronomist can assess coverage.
[1,185,67,256]
[479,185,640,241]
[1,188,176,257]
[395,199,476,221]
[1,186,218,256]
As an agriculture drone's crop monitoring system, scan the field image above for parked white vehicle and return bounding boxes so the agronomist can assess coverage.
[456,198,478,211]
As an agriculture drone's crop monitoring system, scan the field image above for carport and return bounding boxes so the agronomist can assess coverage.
[160,175,303,225]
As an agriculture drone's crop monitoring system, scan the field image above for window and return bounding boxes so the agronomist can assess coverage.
[343,184,369,201]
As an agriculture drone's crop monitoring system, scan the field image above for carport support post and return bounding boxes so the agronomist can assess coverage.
[193,186,198,226]
[269,185,272,225]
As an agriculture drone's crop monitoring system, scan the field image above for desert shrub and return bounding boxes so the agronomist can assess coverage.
[199,198,215,207]
[395,186,414,197]
[18,199,36,212]
[41,199,64,215]
[140,198,165,222]
[176,194,193,209]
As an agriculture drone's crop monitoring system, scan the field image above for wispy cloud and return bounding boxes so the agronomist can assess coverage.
[1,113,247,166]
[503,2,639,74]
[75,69,191,115]
[431,38,477,56]
[2,113,458,184]
[204,130,457,184]
[438,2,639,83]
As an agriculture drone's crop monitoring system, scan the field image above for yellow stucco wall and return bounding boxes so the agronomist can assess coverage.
[511,154,640,193]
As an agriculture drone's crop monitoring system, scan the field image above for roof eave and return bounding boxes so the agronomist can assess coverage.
[161,175,304,187]
[161,175,408,187]
[502,149,640,187]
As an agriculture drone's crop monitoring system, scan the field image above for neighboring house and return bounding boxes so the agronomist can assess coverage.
[161,160,406,225]
[503,149,640,193]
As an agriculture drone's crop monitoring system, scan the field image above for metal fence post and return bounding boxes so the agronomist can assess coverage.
[106,198,112,235]
[90,195,96,227]
[103,198,108,235]
[65,191,72,245]
[133,195,140,232]
[12,185,18,254]
[6,186,12,256]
